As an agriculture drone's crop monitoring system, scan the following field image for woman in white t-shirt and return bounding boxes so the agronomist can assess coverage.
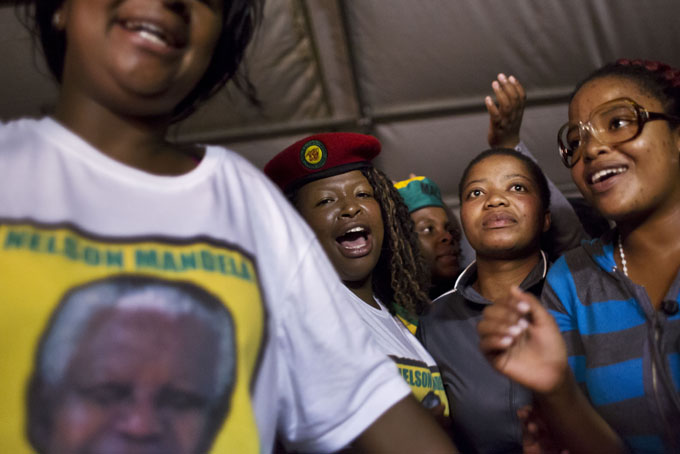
[265,133,450,419]
[0,1,458,452]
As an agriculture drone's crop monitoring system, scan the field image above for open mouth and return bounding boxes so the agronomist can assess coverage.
[589,166,628,184]
[120,20,183,48]
[336,226,372,256]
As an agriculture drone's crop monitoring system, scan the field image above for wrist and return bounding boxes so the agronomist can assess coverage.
[537,366,578,404]
[490,135,520,149]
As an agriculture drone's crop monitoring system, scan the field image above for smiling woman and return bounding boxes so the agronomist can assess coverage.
[0,1,457,453]
[265,132,452,424]
[476,59,680,454]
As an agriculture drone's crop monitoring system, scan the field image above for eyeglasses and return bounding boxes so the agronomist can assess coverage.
[557,97,680,168]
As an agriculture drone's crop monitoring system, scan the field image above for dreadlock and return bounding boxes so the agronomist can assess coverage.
[361,167,431,317]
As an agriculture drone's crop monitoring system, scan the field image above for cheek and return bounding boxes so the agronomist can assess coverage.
[418,237,438,262]
[521,200,546,234]
[570,166,589,194]
[301,209,334,239]
[366,201,385,241]
[49,400,107,451]
[459,205,475,238]
[172,413,211,451]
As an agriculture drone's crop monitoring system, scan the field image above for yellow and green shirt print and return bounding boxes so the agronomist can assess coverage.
[0,221,267,453]
[390,356,449,416]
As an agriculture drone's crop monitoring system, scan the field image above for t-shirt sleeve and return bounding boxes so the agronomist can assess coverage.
[274,236,410,453]
[542,256,587,385]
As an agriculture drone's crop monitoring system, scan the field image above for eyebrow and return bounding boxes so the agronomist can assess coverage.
[463,173,531,188]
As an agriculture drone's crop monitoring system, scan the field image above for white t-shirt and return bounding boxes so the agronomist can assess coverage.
[0,118,410,453]
[349,291,449,415]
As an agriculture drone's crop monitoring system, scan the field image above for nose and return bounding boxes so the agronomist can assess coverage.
[339,199,361,218]
[485,191,508,208]
[438,229,453,244]
[578,124,611,163]
[117,394,163,440]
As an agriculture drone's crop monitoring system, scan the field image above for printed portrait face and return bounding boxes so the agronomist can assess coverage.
[28,276,236,454]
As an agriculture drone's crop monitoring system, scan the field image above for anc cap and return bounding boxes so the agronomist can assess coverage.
[394,176,445,213]
[264,132,381,193]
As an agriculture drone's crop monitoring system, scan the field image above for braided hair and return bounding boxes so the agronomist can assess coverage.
[572,59,680,119]
[286,166,431,317]
[361,167,431,317]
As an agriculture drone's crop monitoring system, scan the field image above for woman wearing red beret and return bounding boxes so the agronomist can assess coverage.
[265,133,450,423]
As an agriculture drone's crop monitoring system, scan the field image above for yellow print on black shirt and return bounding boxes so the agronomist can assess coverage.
[0,222,266,453]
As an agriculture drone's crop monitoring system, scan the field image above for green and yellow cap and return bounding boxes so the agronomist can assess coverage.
[394,176,445,213]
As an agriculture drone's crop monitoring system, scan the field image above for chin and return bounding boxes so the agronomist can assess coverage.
[434,266,459,281]
[333,262,370,283]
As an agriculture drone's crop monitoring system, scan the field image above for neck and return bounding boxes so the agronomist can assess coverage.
[54,91,198,175]
[473,250,542,303]
[344,275,380,309]
[619,188,680,240]
[616,201,680,307]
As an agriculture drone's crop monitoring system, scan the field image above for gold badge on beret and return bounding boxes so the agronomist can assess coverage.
[300,140,327,169]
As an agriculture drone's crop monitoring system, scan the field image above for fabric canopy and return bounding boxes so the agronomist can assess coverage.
[1,0,679,207]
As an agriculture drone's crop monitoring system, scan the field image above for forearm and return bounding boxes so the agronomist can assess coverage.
[353,395,458,453]
[535,371,628,454]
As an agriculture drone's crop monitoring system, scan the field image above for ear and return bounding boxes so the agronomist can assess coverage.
[542,210,552,233]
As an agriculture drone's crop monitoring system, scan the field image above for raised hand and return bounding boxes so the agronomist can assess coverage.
[485,73,526,149]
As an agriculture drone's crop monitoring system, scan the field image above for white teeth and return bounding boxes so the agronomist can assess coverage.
[123,21,170,46]
[346,226,366,234]
[137,29,167,46]
[591,166,627,184]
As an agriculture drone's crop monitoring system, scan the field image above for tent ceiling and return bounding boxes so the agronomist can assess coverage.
[1,0,679,207]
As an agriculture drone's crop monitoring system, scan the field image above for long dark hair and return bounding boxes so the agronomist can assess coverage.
[362,167,431,317]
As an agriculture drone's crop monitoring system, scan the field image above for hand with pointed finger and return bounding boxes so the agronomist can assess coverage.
[477,286,569,394]
[485,73,526,149]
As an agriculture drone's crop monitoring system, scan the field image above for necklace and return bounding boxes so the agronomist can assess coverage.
[617,234,629,277]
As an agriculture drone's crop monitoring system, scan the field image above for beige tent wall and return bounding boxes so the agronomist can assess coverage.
[2,0,679,205]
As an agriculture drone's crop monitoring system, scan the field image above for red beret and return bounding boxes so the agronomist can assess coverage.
[264,133,381,193]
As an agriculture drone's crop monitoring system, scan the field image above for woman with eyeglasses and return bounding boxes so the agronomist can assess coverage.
[477,59,680,453]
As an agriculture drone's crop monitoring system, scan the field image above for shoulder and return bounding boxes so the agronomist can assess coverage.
[0,117,44,150]
[206,145,324,302]
[209,146,304,227]
[419,289,468,325]
[546,234,612,284]
[543,234,615,313]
